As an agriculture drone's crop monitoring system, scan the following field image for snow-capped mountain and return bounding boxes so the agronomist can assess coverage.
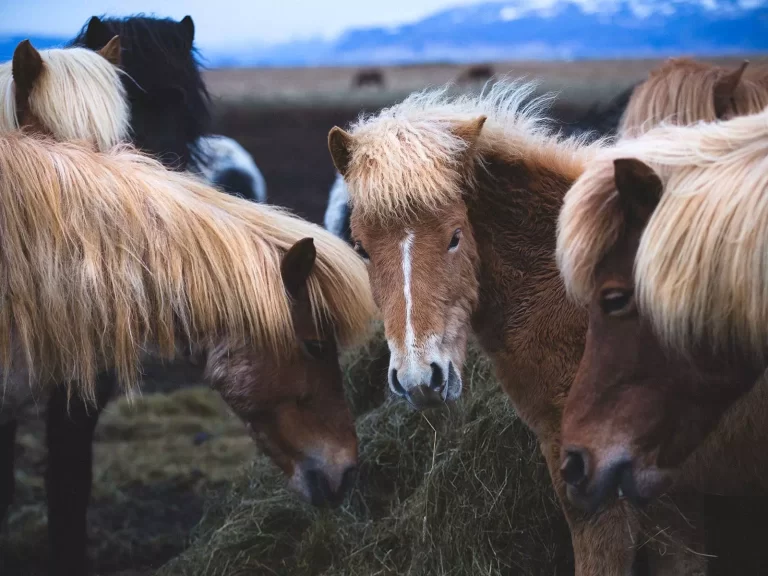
[233,0,768,66]
[0,0,764,67]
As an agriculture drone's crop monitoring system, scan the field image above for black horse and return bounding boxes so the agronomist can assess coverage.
[71,15,210,170]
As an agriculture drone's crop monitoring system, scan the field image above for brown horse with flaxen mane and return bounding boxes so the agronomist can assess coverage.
[557,108,768,513]
[329,80,768,574]
[619,57,768,137]
[0,133,375,574]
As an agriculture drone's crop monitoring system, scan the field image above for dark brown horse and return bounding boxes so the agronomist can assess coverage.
[557,111,768,512]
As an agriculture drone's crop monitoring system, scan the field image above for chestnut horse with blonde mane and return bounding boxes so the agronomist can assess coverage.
[557,108,768,513]
[0,38,126,149]
[329,81,768,574]
[0,133,375,574]
[619,57,768,137]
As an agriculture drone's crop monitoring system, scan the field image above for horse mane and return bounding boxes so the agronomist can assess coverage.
[0,46,128,150]
[0,133,375,403]
[344,80,604,221]
[558,109,768,356]
[619,58,768,137]
[70,14,212,168]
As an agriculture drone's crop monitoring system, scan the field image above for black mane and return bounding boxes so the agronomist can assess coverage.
[71,14,212,169]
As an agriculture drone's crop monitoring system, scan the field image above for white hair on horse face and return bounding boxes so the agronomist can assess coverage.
[193,135,267,202]
[324,173,351,241]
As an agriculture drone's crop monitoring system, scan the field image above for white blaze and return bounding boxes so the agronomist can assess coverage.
[401,231,416,355]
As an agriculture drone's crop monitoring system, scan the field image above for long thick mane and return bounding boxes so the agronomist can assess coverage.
[71,15,212,168]
[620,58,768,137]
[0,134,375,402]
[0,46,128,150]
[344,80,604,221]
[558,109,768,356]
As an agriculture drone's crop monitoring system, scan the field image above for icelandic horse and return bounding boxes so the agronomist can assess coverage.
[557,108,768,512]
[0,41,375,574]
[328,77,768,574]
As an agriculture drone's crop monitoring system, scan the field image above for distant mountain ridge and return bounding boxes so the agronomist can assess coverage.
[1,0,765,67]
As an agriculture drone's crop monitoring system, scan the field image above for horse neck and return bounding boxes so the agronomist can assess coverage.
[466,147,588,439]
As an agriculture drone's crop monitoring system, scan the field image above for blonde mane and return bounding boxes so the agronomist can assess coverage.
[0,133,375,402]
[620,58,768,137]
[558,108,768,356]
[0,46,129,150]
[344,80,604,220]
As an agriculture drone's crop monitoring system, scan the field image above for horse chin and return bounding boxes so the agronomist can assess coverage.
[288,469,313,503]
[624,463,675,505]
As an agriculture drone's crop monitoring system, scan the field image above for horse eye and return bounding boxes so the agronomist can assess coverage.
[600,288,634,316]
[302,340,326,360]
[353,240,369,261]
[448,229,462,252]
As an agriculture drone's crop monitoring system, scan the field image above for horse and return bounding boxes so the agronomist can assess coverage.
[327,80,768,574]
[0,38,127,148]
[556,109,768,514]
[457,64,494,85]
[0,132,375,574]
[619,58,767,137]
[71,15,267,200]
[353,68,385,90]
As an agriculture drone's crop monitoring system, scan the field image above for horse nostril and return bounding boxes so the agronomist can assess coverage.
[390,369,406,397]
[340,465,358,494]
[561,447,589,488]
[304,469,333,507]
[429,362,444,390]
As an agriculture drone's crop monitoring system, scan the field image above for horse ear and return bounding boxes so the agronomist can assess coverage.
[713,60,749,119]
[328,127,354,176]
[97,35,121,66]
[180,16,195,48]
[452,115,487,146]
[281,238,317,302]
[84,16,113,49]
[613,158,663,221]
[12,40,44,104]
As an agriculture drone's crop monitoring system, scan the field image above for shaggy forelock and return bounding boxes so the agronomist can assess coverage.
[620,58,768,137]
[0,46,129,150]
[558,108,768,358]
[345,80,601,221]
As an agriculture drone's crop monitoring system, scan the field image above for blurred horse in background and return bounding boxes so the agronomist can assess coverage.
[72,14,267,201]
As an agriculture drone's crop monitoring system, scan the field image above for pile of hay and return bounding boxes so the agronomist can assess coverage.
[158,329,573,576]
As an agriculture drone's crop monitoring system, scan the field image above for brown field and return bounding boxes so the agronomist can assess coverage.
[2,56,766,576]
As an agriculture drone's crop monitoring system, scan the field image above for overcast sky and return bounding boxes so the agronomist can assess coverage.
[0,0,490,47]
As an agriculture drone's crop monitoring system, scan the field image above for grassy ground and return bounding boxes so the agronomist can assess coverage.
[1,383,255,576]
[157,336,572,576]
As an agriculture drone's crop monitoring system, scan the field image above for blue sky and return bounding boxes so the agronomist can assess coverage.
[0,0,487,48]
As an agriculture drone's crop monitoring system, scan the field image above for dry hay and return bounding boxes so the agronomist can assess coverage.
[157,328,572,576]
